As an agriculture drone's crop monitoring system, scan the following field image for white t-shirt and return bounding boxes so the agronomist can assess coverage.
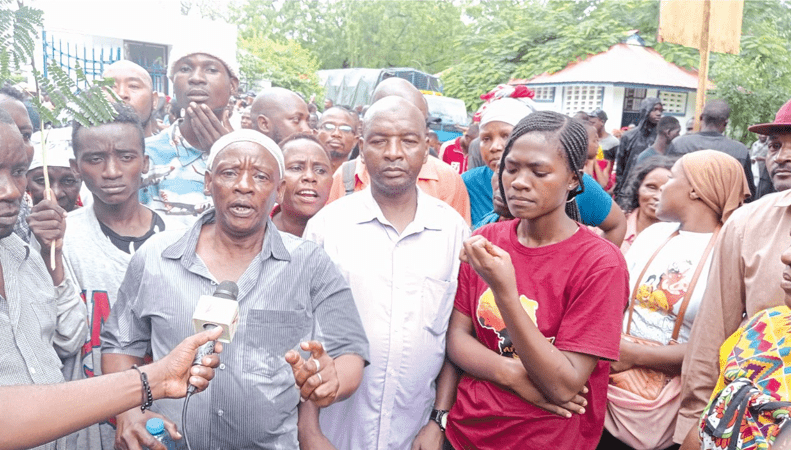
[623,221,715,344]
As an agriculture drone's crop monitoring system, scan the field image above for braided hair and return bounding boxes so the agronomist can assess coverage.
[497,111,589,222]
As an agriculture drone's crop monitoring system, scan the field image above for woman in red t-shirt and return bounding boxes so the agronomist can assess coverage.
[445,111,630,450]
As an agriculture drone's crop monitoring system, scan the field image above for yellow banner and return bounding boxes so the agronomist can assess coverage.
[658,0,743,55]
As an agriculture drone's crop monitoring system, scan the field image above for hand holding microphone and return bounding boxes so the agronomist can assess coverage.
[180,281,240,450]
[188,281,239,394]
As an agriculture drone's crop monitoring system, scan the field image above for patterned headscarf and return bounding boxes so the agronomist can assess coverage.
[679,150,750,223]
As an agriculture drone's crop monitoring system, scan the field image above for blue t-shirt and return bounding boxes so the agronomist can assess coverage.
[461,166,494,226]
[473,211,501,230]
[576,173,612,227]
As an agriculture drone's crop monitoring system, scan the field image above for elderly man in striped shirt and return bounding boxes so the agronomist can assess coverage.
[102,130,368,450]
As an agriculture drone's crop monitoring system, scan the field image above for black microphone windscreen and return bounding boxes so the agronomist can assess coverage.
[214,281,239,301]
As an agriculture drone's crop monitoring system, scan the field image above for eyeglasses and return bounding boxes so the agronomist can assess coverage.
[321,123,355,134]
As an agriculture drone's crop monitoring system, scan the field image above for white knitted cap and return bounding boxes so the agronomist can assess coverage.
[207,130,284,177]
[169,43,239,81]
[29,127,73,171]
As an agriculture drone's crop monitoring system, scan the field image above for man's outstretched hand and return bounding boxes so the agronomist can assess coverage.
[286,341,339,407]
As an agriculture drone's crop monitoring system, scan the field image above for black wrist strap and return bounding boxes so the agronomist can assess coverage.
[132,364,153,412]
[430,409,448,432]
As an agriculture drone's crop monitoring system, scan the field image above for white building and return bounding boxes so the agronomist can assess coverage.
[510,38,708,133]
[29,0,237,95]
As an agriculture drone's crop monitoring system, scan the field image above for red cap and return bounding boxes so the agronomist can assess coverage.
[749,98,791,135]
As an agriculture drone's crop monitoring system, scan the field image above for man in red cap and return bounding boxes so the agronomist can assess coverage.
[677,98,791,449]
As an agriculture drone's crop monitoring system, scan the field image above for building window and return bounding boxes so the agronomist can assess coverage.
[659,91,687,115]
[562,86,603,116]
[532,86,555,102]
[623,88,647,112]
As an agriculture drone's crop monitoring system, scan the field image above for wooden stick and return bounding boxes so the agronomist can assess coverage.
[693,0,712,133]
[39,129,56,270]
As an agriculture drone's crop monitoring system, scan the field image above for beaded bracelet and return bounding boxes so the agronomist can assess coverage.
[132,364,153,412]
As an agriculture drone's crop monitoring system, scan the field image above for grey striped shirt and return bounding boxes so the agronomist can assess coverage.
[101,210,369,450]
[0,233,78,450]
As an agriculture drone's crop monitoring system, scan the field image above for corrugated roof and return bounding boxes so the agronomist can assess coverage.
[510,43,709,90]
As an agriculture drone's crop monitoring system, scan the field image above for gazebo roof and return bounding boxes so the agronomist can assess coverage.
[510,43,708,90]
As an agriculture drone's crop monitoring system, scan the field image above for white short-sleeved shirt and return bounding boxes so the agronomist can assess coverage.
[304,187,470,450]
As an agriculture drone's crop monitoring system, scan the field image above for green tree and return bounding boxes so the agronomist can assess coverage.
[230,0,465,74]
[705,1,791,143]
[1,0,116,128]
[0,0,42,83]
[443,0,662,111]
[238,34,324,100]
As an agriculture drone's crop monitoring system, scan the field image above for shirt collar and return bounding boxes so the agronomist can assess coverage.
[162,209,291,265]
[0,233,30,266]
[349,187,444,232]
[773,189,791,207]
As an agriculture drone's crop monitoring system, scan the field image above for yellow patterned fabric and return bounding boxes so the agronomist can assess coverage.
[712,327,744,400]
[700,306,791,450]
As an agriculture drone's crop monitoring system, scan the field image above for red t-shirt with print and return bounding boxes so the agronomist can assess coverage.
[441,137,468,174]
[446,219,629,450]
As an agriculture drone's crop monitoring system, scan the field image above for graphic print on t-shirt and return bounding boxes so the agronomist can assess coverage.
[633,259,693,314]
[476,288,551,357]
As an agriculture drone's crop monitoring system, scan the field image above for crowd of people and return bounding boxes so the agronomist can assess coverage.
[2,43,791,450]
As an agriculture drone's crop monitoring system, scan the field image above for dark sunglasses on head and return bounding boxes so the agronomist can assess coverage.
[321,123,354,134]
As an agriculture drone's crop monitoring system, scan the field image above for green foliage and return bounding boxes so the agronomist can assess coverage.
[2,1,117,129]
[703,1,791,143]
[238,35,324,100]
[230,0,465,74]
[0,0,43,82]
[31,62,118,127]
[439,0,791,145]
[443,0,662,111]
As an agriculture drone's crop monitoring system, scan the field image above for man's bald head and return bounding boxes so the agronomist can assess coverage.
[370,78,428,119]
[103,60,156,131]
[250,87,311,142]
[363,96,426,138]
[103,60,153,89]
[702,99,731,128]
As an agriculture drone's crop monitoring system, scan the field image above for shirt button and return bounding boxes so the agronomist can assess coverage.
[217,409,224,417]
[29,367,36,374]
[219,363,226,370]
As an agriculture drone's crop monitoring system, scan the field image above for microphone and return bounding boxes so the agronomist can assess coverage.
[187,281,239,394]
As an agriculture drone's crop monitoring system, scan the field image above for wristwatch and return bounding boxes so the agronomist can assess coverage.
[429,409,449,432]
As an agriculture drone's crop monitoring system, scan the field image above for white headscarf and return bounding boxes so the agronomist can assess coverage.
[480,98,534,128]
[207,130,284,177]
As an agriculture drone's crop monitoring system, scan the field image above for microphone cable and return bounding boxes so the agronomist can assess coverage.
[182,391,195,450]
[180,280,238,450]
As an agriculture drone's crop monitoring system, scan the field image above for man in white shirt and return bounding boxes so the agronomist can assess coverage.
[305,96,470,450]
